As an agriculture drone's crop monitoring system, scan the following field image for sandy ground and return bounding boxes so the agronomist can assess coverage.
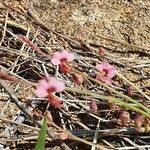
[32,0,150,48]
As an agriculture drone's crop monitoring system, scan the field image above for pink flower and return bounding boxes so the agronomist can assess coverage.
[35,77,65,108]
[51,50,75,73]
[48,94,62,108]
[35,77,65,97]
[96,62,115,84]
[51,50,75,65]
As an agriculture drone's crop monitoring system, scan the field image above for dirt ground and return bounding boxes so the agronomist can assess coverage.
[33,0,150,47]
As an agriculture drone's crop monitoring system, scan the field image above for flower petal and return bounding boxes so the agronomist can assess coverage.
[50,99,61,108]
[48,77,66,92]
[96,62,115,79]
[48,93,62,108]
[51,57,61,65]
[38,79,49,89]
[61,50,75,62]
[96,64,104,72]
[51,51,62,65]
[35,87,48,97]
[35,79,49,97]
[67,52,75,62]
[51,50,75,65]
[53,51,61,57]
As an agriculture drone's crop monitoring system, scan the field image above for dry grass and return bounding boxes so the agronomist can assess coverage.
[0,0,150,149]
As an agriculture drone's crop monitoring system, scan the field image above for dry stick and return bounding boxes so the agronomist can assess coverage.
[95,34,150,52]
[0,10,8,46]
[0,18,29,31]
[91,120,100,150]
[47,119,109,150]
[0,116,40,132]
[0,65,37,86]
[0,116,146,140]
[0,46,24,55]
[4,135,52,142]
[0,80,71,150]
[18,35,49,56]
[116,71,150,101]
[0,112,26,137]
[1,113,107,149]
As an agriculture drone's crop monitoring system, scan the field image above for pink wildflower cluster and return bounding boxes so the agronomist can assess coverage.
[35,50,76,108]
[35,77,65,108]
[96,62,115,84]
[51,50,75,73]
[33,47,150,135]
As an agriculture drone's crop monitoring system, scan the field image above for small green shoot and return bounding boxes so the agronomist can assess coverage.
[35,118,47,150]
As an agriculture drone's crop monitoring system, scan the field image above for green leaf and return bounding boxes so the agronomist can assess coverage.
[35,118,47,150]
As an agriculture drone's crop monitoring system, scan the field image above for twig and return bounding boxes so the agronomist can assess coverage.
[66,86,150,118]
[0,18,29,31]
[116,71,150,101]
[0,10,8,46]
[91,120,100,150]
[0,115,39,131]
[95,34,150,53]
[47,117,108,150]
